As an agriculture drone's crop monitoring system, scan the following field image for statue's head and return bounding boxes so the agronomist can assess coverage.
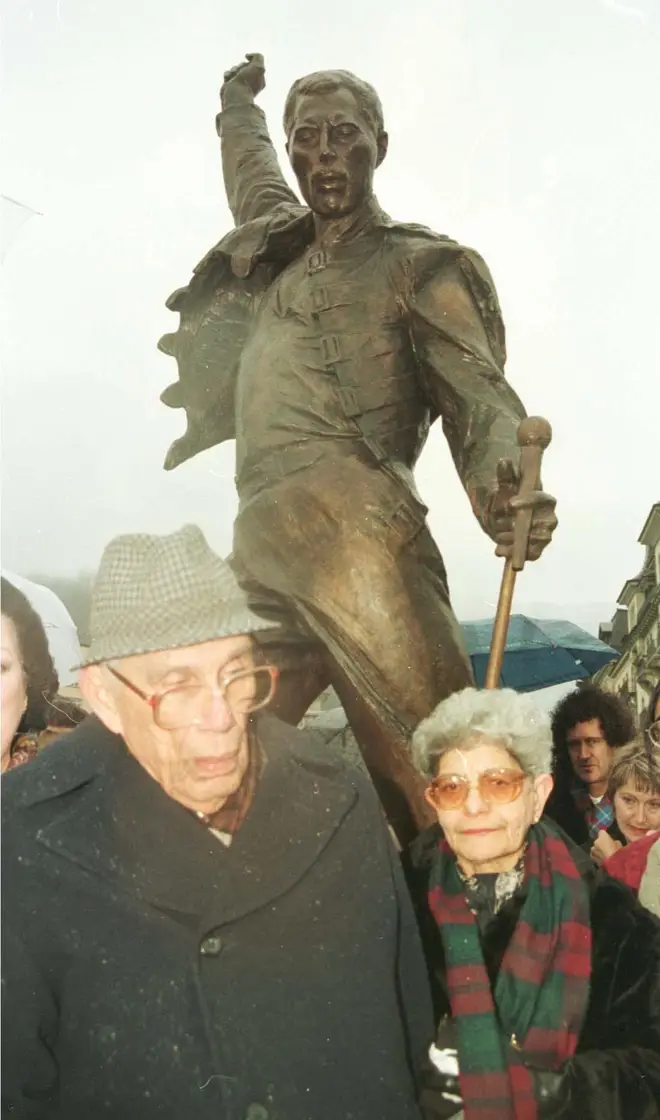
[283,70,388,219]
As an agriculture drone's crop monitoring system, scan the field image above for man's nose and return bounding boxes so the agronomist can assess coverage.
[199,690,235,731]
[576,742,591,759]
[319,125,336,162]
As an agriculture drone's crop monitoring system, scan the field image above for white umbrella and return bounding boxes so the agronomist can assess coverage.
[2,571,82,686]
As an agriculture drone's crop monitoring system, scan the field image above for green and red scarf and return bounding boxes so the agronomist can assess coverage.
[428,820,592,1120]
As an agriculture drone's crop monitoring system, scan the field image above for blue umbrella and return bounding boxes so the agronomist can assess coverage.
[461,615,618,692]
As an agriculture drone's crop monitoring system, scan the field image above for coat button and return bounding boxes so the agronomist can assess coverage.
[200,935,224,957]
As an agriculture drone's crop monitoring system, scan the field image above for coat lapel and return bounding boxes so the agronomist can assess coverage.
[34,716,358,931]
[201,716,358,928]
[34,720,230,919]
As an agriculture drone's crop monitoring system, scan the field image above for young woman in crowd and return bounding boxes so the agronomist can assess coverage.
[405,687,660,1120]
[584,718,659,917]
[1,577,85,772]
[589,736,660,863]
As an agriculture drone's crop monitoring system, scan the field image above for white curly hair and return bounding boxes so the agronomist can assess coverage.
[412,687,553,780]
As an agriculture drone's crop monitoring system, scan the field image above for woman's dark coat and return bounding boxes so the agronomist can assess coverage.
[2,715,432,1120]
[403,822,660,1120]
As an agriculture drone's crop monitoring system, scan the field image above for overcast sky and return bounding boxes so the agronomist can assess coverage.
[2,0,658,632]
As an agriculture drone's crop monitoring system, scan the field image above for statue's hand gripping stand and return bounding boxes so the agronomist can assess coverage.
[484,417,553,689]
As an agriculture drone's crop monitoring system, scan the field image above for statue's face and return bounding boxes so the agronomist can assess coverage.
[287,88,383,218]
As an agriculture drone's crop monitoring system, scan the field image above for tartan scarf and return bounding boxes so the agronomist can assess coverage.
[570,782,614,838]
[428,820,591,1120]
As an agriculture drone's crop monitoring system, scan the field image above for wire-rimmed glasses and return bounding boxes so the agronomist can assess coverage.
[425,767,527,811]
[107,664,278,730]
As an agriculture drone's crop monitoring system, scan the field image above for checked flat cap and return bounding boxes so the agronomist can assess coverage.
[80,524,278,666]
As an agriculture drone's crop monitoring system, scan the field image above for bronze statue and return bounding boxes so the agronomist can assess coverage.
[159,54,558,842]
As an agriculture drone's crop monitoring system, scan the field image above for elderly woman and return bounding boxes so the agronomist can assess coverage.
[404,687,660,1120]
[1,577,84,772]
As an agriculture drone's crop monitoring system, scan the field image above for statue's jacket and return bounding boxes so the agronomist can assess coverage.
[159,98,527,532]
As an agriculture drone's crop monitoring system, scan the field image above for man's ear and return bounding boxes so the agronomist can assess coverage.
[79,666,123,735]
[533,773,554,822]
[376,131,389,168]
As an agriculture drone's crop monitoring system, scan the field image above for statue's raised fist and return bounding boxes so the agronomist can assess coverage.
[221,53,265,99]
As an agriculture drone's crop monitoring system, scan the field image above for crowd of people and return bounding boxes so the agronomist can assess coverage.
[547,680,660,907]
[2,532,659,1119]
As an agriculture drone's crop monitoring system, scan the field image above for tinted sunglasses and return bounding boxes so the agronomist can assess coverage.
[425,767,526,811]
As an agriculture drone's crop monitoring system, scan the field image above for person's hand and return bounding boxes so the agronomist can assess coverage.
[420,1021,464,1118]
[590,831,622,866]
[422,1045,463,1119]
[488,459,558,561]
[221,53,266,106]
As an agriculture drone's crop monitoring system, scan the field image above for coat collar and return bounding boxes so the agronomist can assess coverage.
[29,715,357,930]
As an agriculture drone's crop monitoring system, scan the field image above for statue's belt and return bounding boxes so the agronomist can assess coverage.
[236,439,428,543]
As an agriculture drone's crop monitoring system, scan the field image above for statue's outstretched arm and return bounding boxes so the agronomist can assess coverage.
[218,53,300,227]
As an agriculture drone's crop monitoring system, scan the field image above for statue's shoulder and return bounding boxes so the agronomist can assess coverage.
[383,220,458,247]
[382,221,486,270]
[381,221,499,301]
[381,222,505,359]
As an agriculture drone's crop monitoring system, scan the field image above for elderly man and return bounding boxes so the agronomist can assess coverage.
[2,526,432,1120]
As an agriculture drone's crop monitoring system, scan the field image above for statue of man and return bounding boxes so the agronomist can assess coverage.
[160,54,558,841]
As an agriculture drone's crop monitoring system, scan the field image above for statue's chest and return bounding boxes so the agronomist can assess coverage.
[239,236,421,434]
[261,239,403,345]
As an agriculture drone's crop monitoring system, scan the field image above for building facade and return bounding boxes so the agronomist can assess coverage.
[596,502,660,718]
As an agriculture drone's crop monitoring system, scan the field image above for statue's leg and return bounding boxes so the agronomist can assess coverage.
[292,525,474,846]
[262,642,331,725]
[326,658,428,844]
[231,474,473,844]
[228,563,331,724]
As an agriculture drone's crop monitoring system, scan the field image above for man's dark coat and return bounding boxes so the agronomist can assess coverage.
[2,716,432,1120]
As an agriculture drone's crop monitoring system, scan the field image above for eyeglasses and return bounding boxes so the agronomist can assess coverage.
[425,768,527,811]
[107,664,278,730]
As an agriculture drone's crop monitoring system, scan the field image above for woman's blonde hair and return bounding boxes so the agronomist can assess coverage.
[608,736,660,798]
